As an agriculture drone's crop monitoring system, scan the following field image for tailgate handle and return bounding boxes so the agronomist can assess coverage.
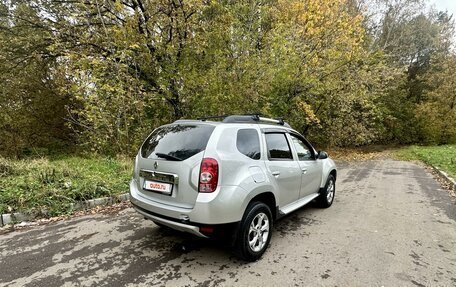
[140,169,179,184]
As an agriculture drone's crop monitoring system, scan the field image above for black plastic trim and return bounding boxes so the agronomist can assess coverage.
[132,202,240,230]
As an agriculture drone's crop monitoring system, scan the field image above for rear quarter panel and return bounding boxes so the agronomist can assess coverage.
[201,125,278,219]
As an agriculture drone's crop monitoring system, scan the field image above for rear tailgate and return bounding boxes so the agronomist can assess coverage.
[136,154,202,209]
[134,123,215,209]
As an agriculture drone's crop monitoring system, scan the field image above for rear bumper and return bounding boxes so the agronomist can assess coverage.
[132,203,208,238]
[129,179,246,225]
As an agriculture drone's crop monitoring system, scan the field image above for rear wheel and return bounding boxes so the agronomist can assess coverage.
[316,174,335,208]
[233,202,273,262]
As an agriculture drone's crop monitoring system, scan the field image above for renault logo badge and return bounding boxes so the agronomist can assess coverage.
[154,161,158,169]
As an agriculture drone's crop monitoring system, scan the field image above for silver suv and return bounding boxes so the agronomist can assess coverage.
[130,115,337,261]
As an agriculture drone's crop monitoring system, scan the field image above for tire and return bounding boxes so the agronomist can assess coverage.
[233,202,273,262]
[316,174,335,208]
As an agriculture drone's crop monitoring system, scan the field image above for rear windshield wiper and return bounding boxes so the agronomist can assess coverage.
[155,152,183,161]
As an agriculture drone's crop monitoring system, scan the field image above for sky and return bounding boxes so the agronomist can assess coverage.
[428,0,456,16]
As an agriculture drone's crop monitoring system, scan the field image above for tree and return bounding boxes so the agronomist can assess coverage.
[0,1,71,157]
[1,0,455,156]
[360,0,455,143]
[416,55,456,144]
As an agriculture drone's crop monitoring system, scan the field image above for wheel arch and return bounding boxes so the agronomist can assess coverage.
[329,169,337,180]
[320,158,337,188]
[246,192,277,221]
[319,168,337,194]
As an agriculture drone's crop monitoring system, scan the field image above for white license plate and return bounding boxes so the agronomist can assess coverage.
[143,180,173,195]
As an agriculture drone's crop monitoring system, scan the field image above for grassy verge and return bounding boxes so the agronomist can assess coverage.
[0,155,132,216]
[394,145,456,179]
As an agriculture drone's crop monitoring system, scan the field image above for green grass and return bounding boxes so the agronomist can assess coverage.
[0,155,132,216]
[395,145,456,179]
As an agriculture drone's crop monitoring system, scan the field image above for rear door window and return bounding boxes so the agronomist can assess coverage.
[141,124,215,161]
[265,133,293,160]
[237,129,261,160]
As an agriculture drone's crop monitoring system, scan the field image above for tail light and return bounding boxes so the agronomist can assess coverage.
[199,226,214,235]
[199,158,218,193]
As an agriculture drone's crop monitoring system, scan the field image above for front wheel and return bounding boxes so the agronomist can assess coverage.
[233,202,273,262]
[316,174,335,208]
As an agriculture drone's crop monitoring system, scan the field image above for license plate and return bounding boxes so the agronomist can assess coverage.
[143,180,173,195]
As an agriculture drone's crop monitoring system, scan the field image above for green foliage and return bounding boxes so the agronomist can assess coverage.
[0,0,455,157]
[368,4,455,145]
[58,0,393,150]
[395,145,456,179]
[0,156,132,215]
[416,55,456,144]
[0,1,72,157]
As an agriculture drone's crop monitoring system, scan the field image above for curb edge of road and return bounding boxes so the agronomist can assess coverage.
[0,193,130,227]
[431,165,456,191]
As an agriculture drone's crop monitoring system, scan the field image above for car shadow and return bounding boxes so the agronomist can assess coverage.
[138,202,322,262]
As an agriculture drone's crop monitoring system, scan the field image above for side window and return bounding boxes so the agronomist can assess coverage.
[265,133,293,160]
[291,135,313,161]
[237,129,261,160]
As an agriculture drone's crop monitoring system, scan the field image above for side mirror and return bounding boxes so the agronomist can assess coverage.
[317,151,328,159]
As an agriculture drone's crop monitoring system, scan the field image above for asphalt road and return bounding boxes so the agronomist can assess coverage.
[1,159,455,287]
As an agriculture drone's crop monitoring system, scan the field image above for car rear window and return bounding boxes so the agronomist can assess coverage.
[237,129,261,160]
[141,124,215,161]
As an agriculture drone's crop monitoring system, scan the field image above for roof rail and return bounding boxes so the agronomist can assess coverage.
[222,114,291,127]
[194,114,290,127]
[197,115,228,121]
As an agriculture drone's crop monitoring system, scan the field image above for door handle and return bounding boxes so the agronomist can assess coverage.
[301,168,307,174]
[271,171,280,177]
